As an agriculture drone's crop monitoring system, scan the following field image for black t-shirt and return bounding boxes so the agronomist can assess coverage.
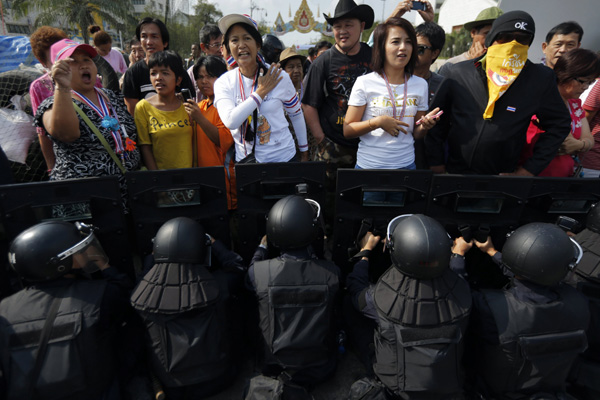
[122,59,196,101]
[301,43,372,147]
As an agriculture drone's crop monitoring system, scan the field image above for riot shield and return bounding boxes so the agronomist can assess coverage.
[524,177,600,227]
[0,176,132,275]
[235,162,327,262]
[333,169,432,276]
[126,167,229,258]
[427,174,533,289]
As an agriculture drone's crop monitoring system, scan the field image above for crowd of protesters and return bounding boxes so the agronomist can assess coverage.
[0,0,599,398]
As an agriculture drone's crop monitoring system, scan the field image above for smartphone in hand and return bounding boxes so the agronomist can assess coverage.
[412,1,427,11]
[180,88,193,102]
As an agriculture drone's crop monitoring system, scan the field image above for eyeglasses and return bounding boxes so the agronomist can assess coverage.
[207,42,222,48]
[494,32,533,46]
[417,45,432,55]
[574,77,594,87]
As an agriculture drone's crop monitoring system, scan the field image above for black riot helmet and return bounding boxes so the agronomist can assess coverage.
[260,34,284,64]
[387,214,451,279]
[153,217,210,264]
[586,203,600,233]
[8,221,108,282]
[266,195,320,250]
[502,223,583,286]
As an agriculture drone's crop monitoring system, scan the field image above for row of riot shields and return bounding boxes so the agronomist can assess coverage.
[0,163,598,279]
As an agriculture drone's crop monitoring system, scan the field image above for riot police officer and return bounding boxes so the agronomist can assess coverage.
[347,214,472,399]
[130,217,245,400]
[0,221,132,400]
[247,195,340,389]
[465,223,590,399]
[563,205,600,399]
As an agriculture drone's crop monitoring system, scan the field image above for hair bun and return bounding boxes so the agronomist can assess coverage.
[88,25,102,35]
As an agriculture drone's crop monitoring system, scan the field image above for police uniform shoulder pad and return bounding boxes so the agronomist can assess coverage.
[130,262,219,314]
[374,266,472,326]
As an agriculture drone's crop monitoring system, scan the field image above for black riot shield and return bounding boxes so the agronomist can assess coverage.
[126,167,230,258]
[427,174,532,289]
[333,169,433,275]
[0,176,133,275]
[523,177,600,227]
[235,162,327,262]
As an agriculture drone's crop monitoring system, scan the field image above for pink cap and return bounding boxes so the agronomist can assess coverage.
[50,39,97,64]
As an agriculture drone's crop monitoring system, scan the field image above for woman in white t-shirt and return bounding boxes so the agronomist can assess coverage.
[344,17,440,170]
[213,14,308,163]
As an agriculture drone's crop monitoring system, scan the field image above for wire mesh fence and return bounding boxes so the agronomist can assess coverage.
[0,66,49,183]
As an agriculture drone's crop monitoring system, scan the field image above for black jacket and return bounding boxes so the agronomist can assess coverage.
[426,57,571,175]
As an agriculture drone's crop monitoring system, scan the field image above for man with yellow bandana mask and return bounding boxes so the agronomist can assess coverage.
[425,11,571,176]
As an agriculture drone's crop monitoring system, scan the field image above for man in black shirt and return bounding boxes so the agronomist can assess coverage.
[301,0,374,168]
[122,17,195,115]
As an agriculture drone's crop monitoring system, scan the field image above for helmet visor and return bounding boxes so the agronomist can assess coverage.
[305,198,321,219]
[570,237,584,270]
[386,214,414,243]
[57,223,109,273]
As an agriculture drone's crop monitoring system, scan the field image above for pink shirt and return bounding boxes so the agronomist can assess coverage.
[581,81,600,170]
[102,48,127,75]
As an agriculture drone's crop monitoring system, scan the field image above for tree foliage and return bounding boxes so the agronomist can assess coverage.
[12,0,137,44]
[191,0,222,27]
[440,28,471,59]
[137,0,223,61]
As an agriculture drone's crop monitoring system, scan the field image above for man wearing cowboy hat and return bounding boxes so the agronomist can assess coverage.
[438,6,503,75]
[302,0,374,161]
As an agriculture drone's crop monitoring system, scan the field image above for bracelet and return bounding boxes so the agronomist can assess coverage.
[368,119,374,130]
[581,140,592,152]
[55,86,72,93]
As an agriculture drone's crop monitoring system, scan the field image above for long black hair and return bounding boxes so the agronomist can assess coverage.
[193,55,228,80]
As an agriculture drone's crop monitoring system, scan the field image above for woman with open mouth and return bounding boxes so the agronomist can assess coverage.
[34,39,140,210]
[213,13,309,163]
[343,17,441,173]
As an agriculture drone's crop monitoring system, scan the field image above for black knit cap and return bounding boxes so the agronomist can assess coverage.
[485,10,535,48]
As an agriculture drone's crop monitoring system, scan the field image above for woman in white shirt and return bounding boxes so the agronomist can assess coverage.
[214,14,309,163]
[344,17,440,170]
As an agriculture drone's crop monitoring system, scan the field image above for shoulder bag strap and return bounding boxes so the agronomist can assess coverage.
[25,293,64,399]
[72,102,126,174]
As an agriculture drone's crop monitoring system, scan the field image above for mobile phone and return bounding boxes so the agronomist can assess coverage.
[416,110,443,125]
[412,1,427,11]
[180,88,193,102]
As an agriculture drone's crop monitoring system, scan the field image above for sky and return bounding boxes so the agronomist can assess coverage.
[207,0,429,47]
